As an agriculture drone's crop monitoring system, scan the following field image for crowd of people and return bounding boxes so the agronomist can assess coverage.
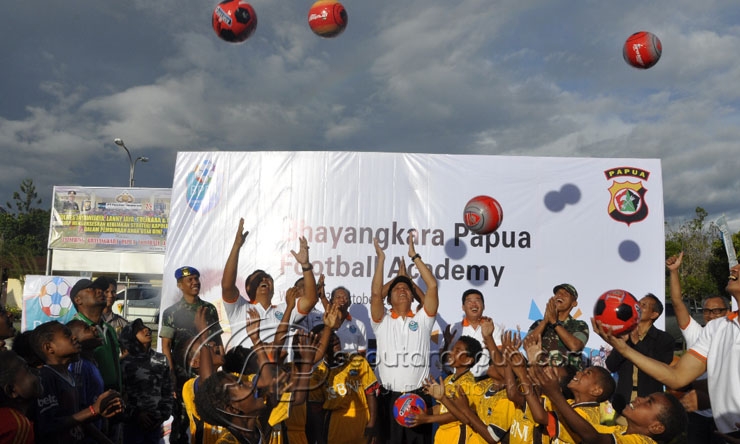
[1,219,739,444]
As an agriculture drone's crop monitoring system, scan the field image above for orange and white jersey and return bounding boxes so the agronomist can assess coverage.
[687,311,740,434]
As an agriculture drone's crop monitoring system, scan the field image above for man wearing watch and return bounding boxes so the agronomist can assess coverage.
[370,233,439,444]
[221,218,318,352]
[525,283,589,369]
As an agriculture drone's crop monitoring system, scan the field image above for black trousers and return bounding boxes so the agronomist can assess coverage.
[377,388,433,444]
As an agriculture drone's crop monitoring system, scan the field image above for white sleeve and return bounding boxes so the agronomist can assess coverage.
[681,317,703,348]
[223,296,247,326]
[357,321,368,351]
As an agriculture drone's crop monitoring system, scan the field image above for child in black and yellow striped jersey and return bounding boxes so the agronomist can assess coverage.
[410,335,482,444]
[531,365,686,444]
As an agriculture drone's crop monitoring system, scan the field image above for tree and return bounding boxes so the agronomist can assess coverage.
[664,207,720,301]
[708,231,740,296]
[0,179,49,279]
[5,178,42,214]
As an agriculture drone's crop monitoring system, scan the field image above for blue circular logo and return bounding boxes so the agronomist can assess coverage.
[409,321,418,331]
[349,325,357,334]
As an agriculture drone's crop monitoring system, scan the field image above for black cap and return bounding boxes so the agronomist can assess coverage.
[71,277,109,300]
[70,279,96,299]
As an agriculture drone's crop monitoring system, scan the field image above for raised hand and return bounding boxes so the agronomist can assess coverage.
[666,251,683,272]
[234,218,249,248]
[528,365,562,397]
[522,333,543,364]
[398,257,408,277]
[295,331,320,366]
[422,376,446,401]
[591,318,629,352]
[373,238,385,261]
[443,324,458,347]
[246,307,262,339]
[291,236,310,266]
[285,287,298,309]
[501,331,526,367]
[544,297,558,324]
[480,317,494,337]
[317,273,325,293]
[323,303,343,330]
[194,306,210,336]
[407,230,418,258]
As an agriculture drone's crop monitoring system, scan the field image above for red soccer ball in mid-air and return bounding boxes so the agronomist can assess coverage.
[212,0,257,43]
[308,0,348,38]
[623,31,662,69]
[393,393,426,428]
[593,289,642,335]
[463,195,503,235]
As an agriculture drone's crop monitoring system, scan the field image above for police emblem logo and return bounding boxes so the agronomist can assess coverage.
[349,325,357,333]
[409,320,418,331]
[604,167,650,226]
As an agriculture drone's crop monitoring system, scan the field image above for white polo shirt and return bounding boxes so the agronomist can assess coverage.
[679,317,712,418]
[444,318,504,378]
[687,311,740,433]
[372,307,435,392]
[335,315,368,354]
[299,308,367,354]
[223,295,306,350]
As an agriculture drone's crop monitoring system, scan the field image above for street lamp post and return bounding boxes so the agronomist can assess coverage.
[113,138,149,187]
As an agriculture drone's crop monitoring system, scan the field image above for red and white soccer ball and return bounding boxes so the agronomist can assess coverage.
[212,0,258,43]
[308,0,348,38]
[393,393,426,427]
[623,31,662,69]
[593,289,641,335]
[463,195,503,235]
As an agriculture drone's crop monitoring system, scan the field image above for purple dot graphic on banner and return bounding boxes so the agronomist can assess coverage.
[619,240,640,262]
[445,238,467,260]
[544,183,582,212]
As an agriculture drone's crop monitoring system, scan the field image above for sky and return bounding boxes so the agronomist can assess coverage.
[1,0,739,231]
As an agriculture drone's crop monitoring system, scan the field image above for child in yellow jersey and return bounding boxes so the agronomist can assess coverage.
[543,366,615,443]
[531,365,687,444]
[468,378,515,444]
[411,335,483,443]
[323,332,379,444]
[500,331,576,444]
[181,344,251,444]
[510,334,616,444]
[306,361,328,444]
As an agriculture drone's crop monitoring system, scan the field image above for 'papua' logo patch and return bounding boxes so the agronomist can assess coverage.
[604,167,650,226]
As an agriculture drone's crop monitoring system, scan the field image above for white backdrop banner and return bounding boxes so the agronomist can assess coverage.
[163,152,664,359]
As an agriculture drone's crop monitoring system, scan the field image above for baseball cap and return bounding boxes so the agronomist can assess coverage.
[70,279,97,299]
[175,266,200,280]
[553,283,578,300]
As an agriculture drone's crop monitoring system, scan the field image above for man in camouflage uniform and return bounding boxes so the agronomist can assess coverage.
[525,283,589,369]
[159,266,221,444]
[119,318,174,443]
